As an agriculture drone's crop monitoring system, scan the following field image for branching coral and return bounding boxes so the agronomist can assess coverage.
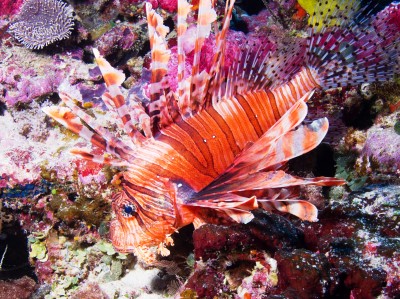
[9,0,74,49]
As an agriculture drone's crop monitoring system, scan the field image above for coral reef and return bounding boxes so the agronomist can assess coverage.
[0,0,399,298]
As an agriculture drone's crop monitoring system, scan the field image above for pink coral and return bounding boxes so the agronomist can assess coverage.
[158,0,177,12]
[0,0,23,16]
[361,127,400,174]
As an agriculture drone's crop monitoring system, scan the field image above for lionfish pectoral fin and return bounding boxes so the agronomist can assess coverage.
[192,217,206,229]
[259,199,318,222]
[187,194,258,224]
[208,95,310,181]
[203,171,346,197]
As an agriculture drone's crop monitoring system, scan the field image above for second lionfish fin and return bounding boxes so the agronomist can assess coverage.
[305,0,400,89]
[195,171,344,221]
[202,171,345,196]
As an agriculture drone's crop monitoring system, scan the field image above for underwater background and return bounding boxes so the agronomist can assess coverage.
[0,0,400,298]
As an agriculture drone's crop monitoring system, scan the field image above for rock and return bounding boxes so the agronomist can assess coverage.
[0,276,36,299]
[184,261,228,299]
[193,224,253,261]
[275,249,330,299]
[248,210,304,251]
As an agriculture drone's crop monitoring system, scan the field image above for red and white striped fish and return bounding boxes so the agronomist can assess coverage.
[43,0,400,263]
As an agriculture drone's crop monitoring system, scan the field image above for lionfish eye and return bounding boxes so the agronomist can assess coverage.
[122,204,136,217]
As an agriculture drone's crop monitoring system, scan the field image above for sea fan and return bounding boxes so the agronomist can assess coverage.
[9,0,74,49]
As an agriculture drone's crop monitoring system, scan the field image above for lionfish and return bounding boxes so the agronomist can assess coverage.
[43,0,400,263]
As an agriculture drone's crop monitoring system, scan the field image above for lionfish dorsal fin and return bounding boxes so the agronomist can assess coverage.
[146,3,171,100]
[188,0,217,111]
[202,0,236,106]
[93,48,125,87]
[177,0,192,104]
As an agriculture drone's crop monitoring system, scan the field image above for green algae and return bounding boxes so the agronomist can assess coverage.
[48,192,111,227]
[29,239,48,262]
[394,121,400,135]
[335,155,368,191]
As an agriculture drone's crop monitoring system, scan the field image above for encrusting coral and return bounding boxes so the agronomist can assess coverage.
[9,0,74,49]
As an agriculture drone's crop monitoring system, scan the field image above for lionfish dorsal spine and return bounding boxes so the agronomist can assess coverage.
[202,0,236,107]
[93,48,150,143]
[176,0,192,107]
[58,91,136,158]
[146,3,171,99]
[189,0,217,92]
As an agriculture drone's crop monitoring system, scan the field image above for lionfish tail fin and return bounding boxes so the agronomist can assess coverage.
[305,0,400,89]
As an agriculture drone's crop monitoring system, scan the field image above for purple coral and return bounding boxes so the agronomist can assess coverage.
[361,128,400,174]
[9,0,74,49]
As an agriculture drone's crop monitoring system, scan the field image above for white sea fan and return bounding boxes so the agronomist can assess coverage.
[9,0,74,50]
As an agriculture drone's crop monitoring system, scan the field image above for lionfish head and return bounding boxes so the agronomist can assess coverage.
[109,175,194,262]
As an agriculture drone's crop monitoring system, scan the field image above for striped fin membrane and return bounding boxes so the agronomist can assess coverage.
[191,92,345,222]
